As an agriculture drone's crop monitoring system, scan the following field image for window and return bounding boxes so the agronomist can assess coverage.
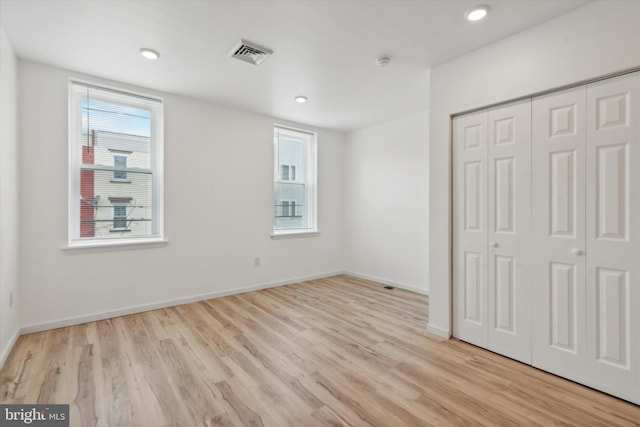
[109,196,132,232]
[112,205,128,230]
[281,164,296,181]
[112,153,130,182]
[278,200,297,217]
[273,126,317,234]
[69,81,164,245]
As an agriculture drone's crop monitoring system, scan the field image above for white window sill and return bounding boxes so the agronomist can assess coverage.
[63,237,169,253]
[271,230,319,240]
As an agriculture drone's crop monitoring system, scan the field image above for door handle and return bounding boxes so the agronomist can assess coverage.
[490,241,499,248]
[571,248,584,256]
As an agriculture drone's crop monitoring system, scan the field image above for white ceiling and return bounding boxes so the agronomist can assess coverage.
[0,0,588,131]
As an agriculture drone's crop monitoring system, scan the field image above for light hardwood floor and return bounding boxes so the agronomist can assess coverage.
[1,275,638,426]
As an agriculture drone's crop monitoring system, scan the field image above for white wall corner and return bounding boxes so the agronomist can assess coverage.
[0,329,19,369]
[0,24,21,371]
[343,110,430,296]
[426,323,450,339]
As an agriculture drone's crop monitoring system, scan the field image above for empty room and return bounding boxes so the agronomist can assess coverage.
[0,0,639,425]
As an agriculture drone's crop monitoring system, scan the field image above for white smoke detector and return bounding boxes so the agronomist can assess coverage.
[229,39,273,66]
[376,56,391,68]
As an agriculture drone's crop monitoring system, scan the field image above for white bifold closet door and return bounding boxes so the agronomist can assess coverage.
[453,100,532,364]
[532,72,640,403]
[454,71,639,404]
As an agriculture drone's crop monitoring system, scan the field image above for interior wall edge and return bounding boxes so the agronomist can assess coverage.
[343,109,430,293]
[426,323,450,339]
[0,330,19,370]
[0,23,21,371]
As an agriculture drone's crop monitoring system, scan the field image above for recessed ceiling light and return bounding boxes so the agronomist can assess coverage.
[295,96,308,103]
[139,48,160,60]
[466,5,489,21]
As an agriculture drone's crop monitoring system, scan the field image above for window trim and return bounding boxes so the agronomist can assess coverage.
[273,125,317,235]
[68,79,164,248]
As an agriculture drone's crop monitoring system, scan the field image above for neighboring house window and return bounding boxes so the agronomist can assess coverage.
[112,205,128,230]
[273,126,317,234]
[278,200,297,217]
[281,164,296,181]
[109,196,132,231]
[69,81,164,245]
[112,153,130,182]
[280,200,290,217]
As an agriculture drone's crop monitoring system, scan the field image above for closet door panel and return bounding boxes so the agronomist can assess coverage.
[452,71,639,405]
[585,72,640,404]
[531,87,588,380]
[487,101,531,363]
[453,112,488,347]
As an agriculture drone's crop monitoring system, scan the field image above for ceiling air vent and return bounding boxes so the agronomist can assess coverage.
[229,39,273,66]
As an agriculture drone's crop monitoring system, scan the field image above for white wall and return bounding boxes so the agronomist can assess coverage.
[0,25,20,363]
[428,0,640,337]
[345,110,429,293]
[18,60,345,332]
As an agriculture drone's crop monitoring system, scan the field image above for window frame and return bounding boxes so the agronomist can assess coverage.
[272,125,317,236]
[68,80,164,247]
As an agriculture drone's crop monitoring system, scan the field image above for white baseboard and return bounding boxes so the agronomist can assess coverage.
[343,271,429,295]
[20,270,343,334]
[427,323,451,338]
[0,329,20,369]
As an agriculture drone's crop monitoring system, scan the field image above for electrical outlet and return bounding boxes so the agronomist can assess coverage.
[253,257,261,267]
[9,291,14,307]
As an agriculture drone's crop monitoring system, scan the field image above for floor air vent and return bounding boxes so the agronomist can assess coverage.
[384,286,395,290]
[229,39,273,66]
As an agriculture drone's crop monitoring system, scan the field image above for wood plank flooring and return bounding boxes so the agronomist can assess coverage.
[1,275,638,426]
